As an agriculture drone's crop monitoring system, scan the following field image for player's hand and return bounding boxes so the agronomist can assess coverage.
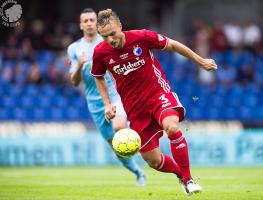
[105,103,116,122]
[200,58,217,71]
[77,52,87,66]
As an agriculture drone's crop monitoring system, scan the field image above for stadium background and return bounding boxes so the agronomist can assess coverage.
[0,0,263,167]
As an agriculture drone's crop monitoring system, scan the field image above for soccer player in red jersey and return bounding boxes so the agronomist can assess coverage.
[91,9,217,195]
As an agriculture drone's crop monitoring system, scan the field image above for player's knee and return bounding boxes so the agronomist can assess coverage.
[146,158,161,169]
[164,122,179,135]
[162,115,179,134]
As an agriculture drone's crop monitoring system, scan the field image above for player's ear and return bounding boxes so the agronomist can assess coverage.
[79,14,83,30]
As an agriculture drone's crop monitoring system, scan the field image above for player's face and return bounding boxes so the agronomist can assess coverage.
[80,12,97,36]
[98,20,124,49]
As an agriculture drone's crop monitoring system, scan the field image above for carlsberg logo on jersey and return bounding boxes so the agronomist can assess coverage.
[113,58,145,75]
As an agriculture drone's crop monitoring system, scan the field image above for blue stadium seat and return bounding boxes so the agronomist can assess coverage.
[239,106,253,121]
[70,96,87,109]
[207,108,222,120]
[1,83,12,96]
[33,108,52,121]
[67,107,81,120]
[236,51,254,67]
[243,84,260,96]
[224,108,237,120]
[211,51,223,66]
[188,107,203,120]
[21,96,34,108]
[211,96,224,108]
[223,51,236,66]
[0,109,13,120]
[79,108,90,119]
[52,96,68,108]
[40,84,57,96]
[2,96,19,108]
[257,107,263,119]
[51,108,65,121]
[38,96,52,108]
[38,51,56,64]
[24,85,39,97]
[194,95,210,109]
[13,108,27,121]
[244,95,258,108]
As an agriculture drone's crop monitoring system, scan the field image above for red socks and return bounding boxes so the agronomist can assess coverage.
[156,153,182,178]
[168,130,191,183]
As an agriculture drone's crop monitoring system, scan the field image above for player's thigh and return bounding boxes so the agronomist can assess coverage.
[111,94,127,131]
[111,115,126,131]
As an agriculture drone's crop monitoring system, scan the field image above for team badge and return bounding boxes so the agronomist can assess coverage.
[133,46,142,56]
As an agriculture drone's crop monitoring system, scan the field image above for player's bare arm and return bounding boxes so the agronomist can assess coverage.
[165,39,217,71]
[70,52,86,86]
[94,76,116,120]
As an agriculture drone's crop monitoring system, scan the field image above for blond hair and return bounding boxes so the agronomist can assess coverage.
[97,9,121,28]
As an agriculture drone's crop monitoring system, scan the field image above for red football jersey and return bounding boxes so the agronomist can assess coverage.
[91,29,171,121]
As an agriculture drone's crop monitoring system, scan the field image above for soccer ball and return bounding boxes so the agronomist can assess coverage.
[112,128,141,158]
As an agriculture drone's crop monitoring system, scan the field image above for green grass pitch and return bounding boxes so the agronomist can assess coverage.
[0,167,262,200]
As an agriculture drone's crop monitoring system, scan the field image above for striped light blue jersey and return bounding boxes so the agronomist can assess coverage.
[67,35,118,113]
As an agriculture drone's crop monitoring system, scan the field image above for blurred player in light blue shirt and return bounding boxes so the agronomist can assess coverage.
[67,8,145,186]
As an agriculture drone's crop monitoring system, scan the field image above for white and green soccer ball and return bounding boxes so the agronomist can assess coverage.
[112,128,141,158]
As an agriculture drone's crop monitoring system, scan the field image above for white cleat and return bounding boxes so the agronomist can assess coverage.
[136,175,146,187]
[180,178,202,195]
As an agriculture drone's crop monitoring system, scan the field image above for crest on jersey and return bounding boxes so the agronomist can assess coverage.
[133,46,142,56]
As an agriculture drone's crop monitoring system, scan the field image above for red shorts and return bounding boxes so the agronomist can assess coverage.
[129,92,185,153]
